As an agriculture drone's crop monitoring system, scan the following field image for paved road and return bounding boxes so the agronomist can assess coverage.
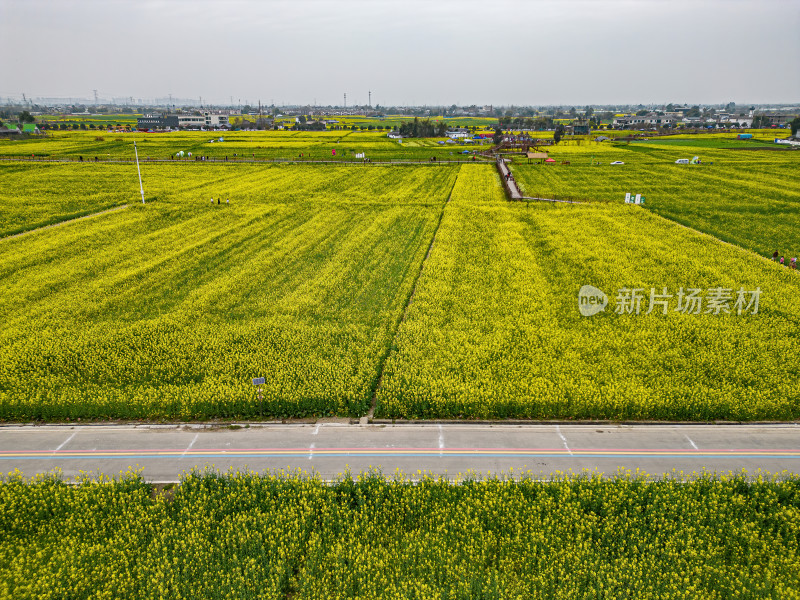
[2,423,798,482]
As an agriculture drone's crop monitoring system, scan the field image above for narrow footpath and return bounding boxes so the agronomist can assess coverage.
[495,157,523,199]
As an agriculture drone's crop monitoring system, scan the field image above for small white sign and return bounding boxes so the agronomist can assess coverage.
[625,193,631,204]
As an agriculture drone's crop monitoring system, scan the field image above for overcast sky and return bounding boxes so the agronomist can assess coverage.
[1,0,798,106]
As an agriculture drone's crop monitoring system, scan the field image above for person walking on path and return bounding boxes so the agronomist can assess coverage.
[772,251,779,261]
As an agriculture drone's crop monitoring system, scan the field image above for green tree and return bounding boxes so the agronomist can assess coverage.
[492,127,504,145]
[790,117,800,137]
[554,124,565,144]
[18,110,35,123]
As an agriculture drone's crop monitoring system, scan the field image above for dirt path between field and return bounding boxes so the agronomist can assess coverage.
[1,204,130,241]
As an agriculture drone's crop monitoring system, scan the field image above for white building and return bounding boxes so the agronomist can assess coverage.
[446,128,470,139]
[175,113,228,129]
[613,114,676,129]
[204,113,229,127]
[177,115,205,128]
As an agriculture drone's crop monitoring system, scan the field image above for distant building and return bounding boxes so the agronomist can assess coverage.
[0,125,21,138]
[138,113,229,130]
[571,120,591,135]
[137,115,166,130]
[759,113,798,127]
[614,113,676,129]
[446,128,470,139]
[178,115,205,129]
[204,113,229,128]
[387,131,402,139]
[613,115,647,128]
[719,115,753,128]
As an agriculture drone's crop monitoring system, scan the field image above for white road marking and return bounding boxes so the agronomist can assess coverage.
[53,432,76,454]
[684,434,699,451]
[181,434,199,459]
[556,425,573,455]
[438,424,445,457]
[312,424,321,435]
[309,443,315,460]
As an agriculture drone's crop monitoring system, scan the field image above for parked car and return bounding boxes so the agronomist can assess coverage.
[610,161,625,165]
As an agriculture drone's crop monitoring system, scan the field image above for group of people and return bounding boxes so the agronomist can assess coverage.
[210,197,230,205]
[771,251,797,269]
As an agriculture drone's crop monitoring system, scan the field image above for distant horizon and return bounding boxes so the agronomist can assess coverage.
[2,98,799,110]
[2,0,798,107]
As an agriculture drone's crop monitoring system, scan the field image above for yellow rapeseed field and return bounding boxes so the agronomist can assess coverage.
[1,469,798,599]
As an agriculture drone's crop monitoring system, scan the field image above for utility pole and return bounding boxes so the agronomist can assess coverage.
[368,90,371,108]
[93,89,99,104]
[344,93,346,108]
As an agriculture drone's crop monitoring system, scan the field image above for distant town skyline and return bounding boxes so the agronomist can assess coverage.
[2,0,799,106]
